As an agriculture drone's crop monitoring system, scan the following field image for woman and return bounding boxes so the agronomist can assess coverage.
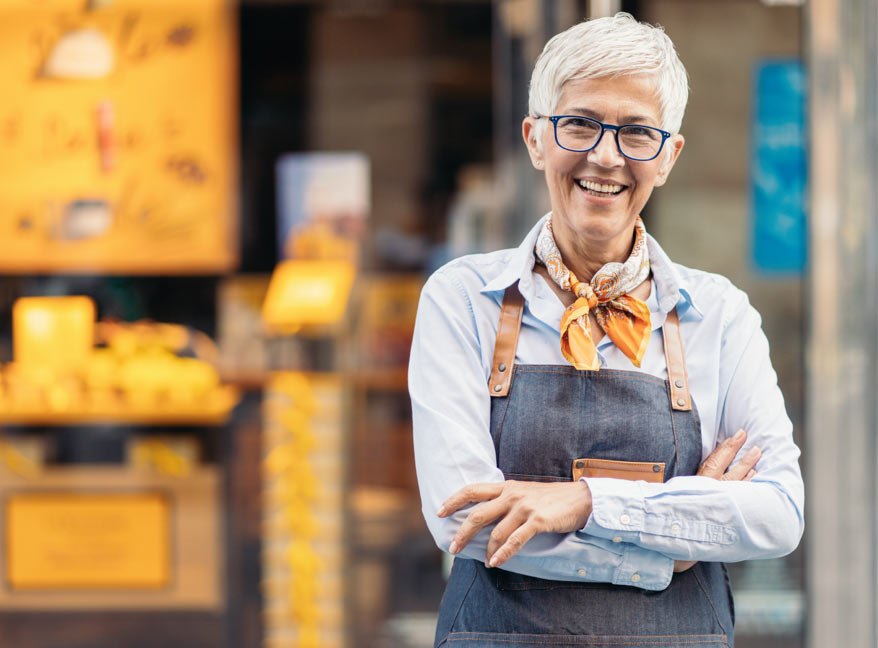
[409,13,804,648]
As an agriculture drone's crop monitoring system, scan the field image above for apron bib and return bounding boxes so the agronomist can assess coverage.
[434,283,735,648]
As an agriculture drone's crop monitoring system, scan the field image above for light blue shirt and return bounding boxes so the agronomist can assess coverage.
[409,215,805,591]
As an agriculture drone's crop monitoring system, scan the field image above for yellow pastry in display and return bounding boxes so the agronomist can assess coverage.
[0,296,238,423]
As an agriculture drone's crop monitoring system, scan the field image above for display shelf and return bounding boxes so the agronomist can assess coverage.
[0,387,240,426]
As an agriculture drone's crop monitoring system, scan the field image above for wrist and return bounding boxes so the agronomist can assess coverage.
[576,477,593,525]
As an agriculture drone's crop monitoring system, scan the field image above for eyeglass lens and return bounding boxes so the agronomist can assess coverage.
[555,117,663,160]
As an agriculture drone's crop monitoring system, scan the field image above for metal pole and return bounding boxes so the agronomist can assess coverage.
[806,0,878,645]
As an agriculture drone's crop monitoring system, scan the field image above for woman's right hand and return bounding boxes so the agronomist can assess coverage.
[673,428,761,573]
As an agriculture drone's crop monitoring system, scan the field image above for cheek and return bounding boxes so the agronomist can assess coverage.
[632,164,663,191]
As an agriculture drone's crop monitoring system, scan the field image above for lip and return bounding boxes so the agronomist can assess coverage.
[577,175,629,188]
[574,176,629,203]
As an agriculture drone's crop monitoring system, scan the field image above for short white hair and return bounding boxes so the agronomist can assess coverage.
[528,13,689,142]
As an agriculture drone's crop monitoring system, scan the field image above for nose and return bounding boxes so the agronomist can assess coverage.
[587,128,625,167]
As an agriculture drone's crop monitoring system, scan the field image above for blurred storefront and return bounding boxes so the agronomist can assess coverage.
[0,0,872,647]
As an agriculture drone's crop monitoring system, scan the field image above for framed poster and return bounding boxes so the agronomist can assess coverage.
[0,0,237,273]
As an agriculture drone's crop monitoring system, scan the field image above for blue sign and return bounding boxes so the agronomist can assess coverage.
[751,61,807,275]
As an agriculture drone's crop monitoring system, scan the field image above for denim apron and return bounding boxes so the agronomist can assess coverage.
[434,284,734,647]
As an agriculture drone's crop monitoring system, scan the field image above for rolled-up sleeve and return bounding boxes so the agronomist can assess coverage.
[410,268,675,590]
[583,289,804,562]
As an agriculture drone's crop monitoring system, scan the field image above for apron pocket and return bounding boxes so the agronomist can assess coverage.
[441,631,729,647]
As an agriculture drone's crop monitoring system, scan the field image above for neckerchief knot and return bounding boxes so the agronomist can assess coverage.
[534,217,652,371]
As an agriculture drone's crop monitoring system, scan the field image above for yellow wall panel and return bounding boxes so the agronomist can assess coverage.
[0,0,237,273]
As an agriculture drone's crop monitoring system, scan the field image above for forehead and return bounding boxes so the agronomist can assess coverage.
[556,75,662,124]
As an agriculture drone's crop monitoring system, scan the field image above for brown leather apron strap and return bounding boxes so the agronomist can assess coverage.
[662,308,692,411]
[488,284,524,397]
[488,284,691,408]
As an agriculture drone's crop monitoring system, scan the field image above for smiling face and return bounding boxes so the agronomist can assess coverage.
[523,75,684,265]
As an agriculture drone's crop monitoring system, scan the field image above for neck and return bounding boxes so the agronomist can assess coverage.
[552,221,638,283]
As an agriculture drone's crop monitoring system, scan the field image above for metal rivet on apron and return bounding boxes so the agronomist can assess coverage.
[674,379,684,389]
[498,363,506,372]
[575,461,585,469]
[653,464,661,472]
[676,398,686,407]
[493,384,502,392]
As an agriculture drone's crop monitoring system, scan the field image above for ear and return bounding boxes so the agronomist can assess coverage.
[653,134,684,187]
[522,117,545,170]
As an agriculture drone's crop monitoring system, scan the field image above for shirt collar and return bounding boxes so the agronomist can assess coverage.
[480,213,703,321]
[645,233,704,320]
[479,214,548,295]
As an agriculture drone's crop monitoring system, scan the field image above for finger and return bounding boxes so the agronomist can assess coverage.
[720,446,761,481]
[449,498,508,554]
[697,428,747,479]
[744,469,757,481]
[486,508,529,560]
[488,521,539,567]
[438,482,505,517]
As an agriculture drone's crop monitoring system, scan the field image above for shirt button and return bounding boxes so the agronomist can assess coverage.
[631,573,641,583]
[577,568,587,577]
[612,536,622,543]
[620,514,631,525]
[671,523,681,534]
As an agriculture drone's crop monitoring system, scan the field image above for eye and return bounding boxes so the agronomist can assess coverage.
[620,125,660,140]
[557,117,600,132]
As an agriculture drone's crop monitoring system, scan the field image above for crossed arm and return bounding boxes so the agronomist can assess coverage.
[439,429,760,572]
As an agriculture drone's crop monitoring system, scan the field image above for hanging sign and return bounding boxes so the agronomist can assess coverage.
[751,60,807,275]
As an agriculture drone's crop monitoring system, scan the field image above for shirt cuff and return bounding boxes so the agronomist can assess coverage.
[582,476,645,542]
[582,476,737,546]
[611,543,674,590]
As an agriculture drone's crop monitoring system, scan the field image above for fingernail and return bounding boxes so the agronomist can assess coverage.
[436,505,447,517]
[734,429,745,441]
[488,554,498,567]
[449,541,459,554]
[747,445,761,458]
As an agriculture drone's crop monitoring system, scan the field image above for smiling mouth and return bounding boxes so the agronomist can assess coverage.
[576,179,627,197]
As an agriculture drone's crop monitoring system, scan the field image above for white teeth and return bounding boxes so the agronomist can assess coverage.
[578,180,624,194]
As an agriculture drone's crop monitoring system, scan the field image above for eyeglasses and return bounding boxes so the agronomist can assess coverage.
[537,115,671,161]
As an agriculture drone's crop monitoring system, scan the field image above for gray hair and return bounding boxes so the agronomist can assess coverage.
[528,13,689,144]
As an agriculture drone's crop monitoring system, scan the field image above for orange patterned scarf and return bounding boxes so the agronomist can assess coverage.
[534,217,651,371]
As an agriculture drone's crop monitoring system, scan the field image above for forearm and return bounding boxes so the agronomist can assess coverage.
[583,473,804,562]
[424,502,674,590]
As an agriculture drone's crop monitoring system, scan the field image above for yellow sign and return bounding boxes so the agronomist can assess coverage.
[262,260,356,335]
[0,0,237,273]
[6,492,170,589]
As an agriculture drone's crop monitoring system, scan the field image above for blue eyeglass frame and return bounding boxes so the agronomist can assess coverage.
[537,115,672,161]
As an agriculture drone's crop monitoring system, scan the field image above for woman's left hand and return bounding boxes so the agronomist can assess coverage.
[437,480,593,568]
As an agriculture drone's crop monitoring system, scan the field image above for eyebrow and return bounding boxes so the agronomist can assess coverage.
[565,107,657,125]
